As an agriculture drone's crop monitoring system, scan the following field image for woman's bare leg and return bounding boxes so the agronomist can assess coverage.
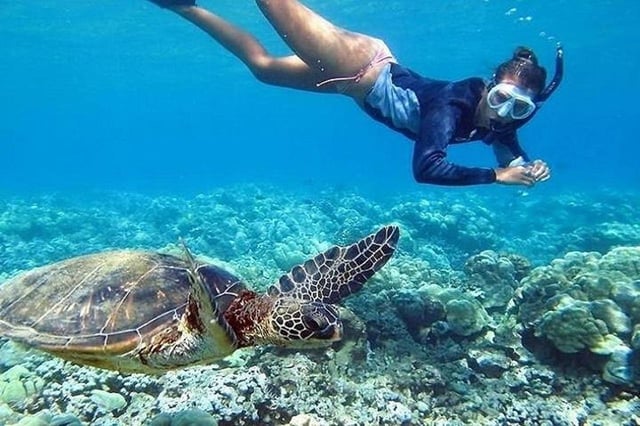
[166,2,394,101]
[171,6,334,92]
[255,0,393,98]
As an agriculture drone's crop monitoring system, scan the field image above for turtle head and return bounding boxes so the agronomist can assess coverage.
[269,298,342,347]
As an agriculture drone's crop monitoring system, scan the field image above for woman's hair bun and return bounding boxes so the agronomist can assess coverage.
[513,46,539,65]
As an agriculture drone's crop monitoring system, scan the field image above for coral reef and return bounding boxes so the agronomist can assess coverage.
[0,185,639,424]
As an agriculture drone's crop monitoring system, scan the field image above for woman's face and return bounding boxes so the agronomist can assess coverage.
[479,76,538,126]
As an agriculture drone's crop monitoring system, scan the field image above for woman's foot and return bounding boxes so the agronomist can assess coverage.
[148,0,196,9]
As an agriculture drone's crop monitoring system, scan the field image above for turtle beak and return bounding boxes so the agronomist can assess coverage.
[318,321,343,342]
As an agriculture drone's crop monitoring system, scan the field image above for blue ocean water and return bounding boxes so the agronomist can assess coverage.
[1,0,638,194]
[1,2,640,425]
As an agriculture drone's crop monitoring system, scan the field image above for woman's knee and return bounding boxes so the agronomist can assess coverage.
[247,57,278,85]
[255,0,281,8]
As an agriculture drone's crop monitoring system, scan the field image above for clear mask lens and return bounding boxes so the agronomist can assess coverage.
[512,99,535,118]
[487,83,536,119]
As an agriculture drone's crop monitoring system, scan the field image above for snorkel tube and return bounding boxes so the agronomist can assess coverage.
[535,44,564,106]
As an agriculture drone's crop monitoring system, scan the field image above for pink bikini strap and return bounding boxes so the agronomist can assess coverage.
[316,49,393,88]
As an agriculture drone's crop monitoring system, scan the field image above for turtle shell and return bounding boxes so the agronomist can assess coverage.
[0,250,244,371]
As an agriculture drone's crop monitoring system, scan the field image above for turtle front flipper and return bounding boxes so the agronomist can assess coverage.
[139,243,245,367]
[267,225,399,304]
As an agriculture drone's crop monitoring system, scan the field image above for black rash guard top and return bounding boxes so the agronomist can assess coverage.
[362,62,530,186]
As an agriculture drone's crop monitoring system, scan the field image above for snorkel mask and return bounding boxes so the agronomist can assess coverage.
[488,44,564,132]
[487,83,537,120]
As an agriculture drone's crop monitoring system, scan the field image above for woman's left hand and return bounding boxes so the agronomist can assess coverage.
[528,159,551,182]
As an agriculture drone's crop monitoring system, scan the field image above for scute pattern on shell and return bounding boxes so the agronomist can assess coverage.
[0,251,197,353]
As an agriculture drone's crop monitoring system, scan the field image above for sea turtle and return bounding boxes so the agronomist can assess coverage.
[0,225,399,374]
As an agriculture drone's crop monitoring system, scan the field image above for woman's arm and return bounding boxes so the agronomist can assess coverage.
[413,108,497,186]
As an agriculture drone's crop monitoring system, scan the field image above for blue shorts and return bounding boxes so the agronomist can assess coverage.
[363,63,421,139]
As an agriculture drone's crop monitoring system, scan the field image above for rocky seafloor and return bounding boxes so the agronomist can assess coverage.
[0,185,639,425]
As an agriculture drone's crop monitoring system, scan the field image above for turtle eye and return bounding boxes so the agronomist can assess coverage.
[300,303,328,330]
[303,314,338,340]
[301,305,342,340]
[302,315,325,331]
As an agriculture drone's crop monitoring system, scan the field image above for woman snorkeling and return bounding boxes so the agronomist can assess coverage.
[147,0,563,187]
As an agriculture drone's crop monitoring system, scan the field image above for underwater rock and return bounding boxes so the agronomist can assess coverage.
[611,280,640,324]
[463,250,527,309]
[149,413,172,426]
[0,402,15,424]
[536,296,627,355]
[150,409,218,426]
[0,380,28,410]
[445,298,489,337]
[598,246,640,279]
[516,246,640,387]
[171,408,219,426]
[49,413,83,426]
[590,299,632,334]
[517,265,573,327]
[393,283,490,339]
[0,365,45,410]
[429,320,450,337]
[386,401,412,424]
[422,298,447,325]
[602,345,639,386]
[504,253,533,281]
[415,285,491,337]
[394,289,445,340]
[0,341,45,371]
[288,413,321,426]
[89,389,127,413]
[467,349,511,378]
[0,410,76,426]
